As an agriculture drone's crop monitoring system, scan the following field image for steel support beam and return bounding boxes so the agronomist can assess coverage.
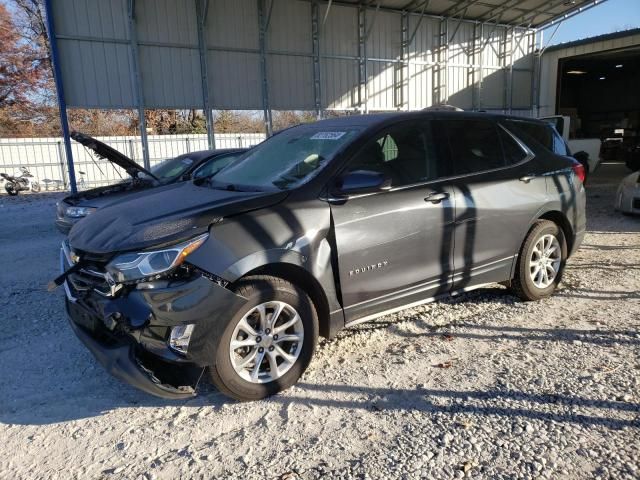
[439,0,482,19]
[195,0,215,149]
[508,27,514,113]
[471,22,480,110]
[538,0,607,30]
[43,0,77,193]
[258,0,273,136]
[406,0,429,47]
[396,9,409,109]
[435,18,448,105]
[357,3,367,112]
[477,0,526,24]
[533,28,544,116]
[311,0,322,118]
[478,22,484,109]
[127,0,150,169]
[510,0,577,28]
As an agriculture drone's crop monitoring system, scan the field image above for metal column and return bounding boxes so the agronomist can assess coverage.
[127,0,150,169]
[258,0,273,136]
[357,3,367,113]
[508,27,515,113]
[196,0,216,149]
[44,0,77,193]
[436,18,448,105]
[311,0,322,119]
[471,22,480,110]
[478,22,484,110]
[397,10,409,110]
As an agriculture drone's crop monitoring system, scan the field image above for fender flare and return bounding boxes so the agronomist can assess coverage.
[507,202,569,279]
[220,241,345,339]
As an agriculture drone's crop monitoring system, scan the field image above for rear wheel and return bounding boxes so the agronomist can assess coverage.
[511,220,567,301]
[209,275,318,401]
[4,182,18,195]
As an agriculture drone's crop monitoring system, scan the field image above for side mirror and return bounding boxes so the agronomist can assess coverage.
[334,170,392,196]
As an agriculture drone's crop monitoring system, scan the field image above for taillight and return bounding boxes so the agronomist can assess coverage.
[571,161,586,183]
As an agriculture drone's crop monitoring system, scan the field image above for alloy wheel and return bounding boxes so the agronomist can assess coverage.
[529,234,561,289]
[229,301,304,384]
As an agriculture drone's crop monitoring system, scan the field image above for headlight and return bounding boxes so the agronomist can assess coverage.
[66,206,97,218]
[106,233,208,283]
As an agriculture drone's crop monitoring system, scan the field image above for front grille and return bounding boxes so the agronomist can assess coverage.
[68,268,114,297]
[633,198,640,210]
[62,241,119,297]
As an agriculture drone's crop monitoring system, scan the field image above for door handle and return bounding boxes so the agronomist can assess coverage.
[424,192,450,204]
[519,175,536,183]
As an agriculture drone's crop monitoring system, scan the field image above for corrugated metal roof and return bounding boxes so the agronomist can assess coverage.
[544,27,640,53]
[329,0,607,29]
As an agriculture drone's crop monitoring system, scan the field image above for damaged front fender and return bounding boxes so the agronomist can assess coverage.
[131,276,248,366]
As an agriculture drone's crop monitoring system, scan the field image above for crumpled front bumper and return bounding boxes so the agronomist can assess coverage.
[62,251,247,399]
[66,301,197,399]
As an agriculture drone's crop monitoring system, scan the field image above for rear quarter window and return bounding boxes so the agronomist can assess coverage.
[506,120,552,150]
[443,120,504,175]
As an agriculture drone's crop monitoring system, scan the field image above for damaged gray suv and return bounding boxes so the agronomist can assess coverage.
[56,112,586,401]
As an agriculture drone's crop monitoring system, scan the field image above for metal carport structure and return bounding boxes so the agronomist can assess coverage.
[44,0,607,192]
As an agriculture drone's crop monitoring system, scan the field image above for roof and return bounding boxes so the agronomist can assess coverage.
[302,111,547,129]
[544,27,640,53]
[330,0,607,28]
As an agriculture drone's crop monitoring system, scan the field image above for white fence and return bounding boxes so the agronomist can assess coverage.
[0,133,266,191]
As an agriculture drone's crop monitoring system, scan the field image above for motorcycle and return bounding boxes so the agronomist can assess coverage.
[1,167,41,195]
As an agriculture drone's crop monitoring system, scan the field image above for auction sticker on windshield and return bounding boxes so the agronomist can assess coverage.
[310,132,347,140]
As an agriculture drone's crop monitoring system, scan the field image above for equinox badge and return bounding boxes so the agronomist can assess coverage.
[349,260,388,277]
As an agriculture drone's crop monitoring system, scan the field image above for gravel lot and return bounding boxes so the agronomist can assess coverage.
[0,164,638,480]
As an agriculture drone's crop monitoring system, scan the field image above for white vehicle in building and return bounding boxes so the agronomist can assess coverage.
[615,170,640,215]
[541,116,602,178]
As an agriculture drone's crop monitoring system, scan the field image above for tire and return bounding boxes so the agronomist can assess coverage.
[209,275,318,401]
[511,220,567,301]
[31,182,41,193]
[5,182,18,195]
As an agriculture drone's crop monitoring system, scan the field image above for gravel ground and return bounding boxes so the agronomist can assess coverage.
[0,164,638,480]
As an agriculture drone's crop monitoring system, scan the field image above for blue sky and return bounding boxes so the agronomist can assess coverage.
[543,0,640,46]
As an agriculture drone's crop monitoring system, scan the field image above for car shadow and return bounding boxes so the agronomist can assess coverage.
[4,281,637,428]
[271,382,640,430]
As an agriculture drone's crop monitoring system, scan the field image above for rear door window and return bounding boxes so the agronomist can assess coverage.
[443,120,504,175]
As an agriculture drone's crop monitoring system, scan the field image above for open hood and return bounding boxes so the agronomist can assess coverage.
[71,132,159,181]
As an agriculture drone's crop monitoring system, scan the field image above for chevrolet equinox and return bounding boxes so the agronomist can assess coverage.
[56,112,586,401]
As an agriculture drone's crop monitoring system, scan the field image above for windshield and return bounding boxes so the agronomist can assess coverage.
[150,154,201,181]
[211,125,362,191]
[193,152,243,179]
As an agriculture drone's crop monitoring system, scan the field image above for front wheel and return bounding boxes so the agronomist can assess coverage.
[511,220,567,301]
[209,275,318,401]
[30,182,41,193]
[4,182,18,195]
